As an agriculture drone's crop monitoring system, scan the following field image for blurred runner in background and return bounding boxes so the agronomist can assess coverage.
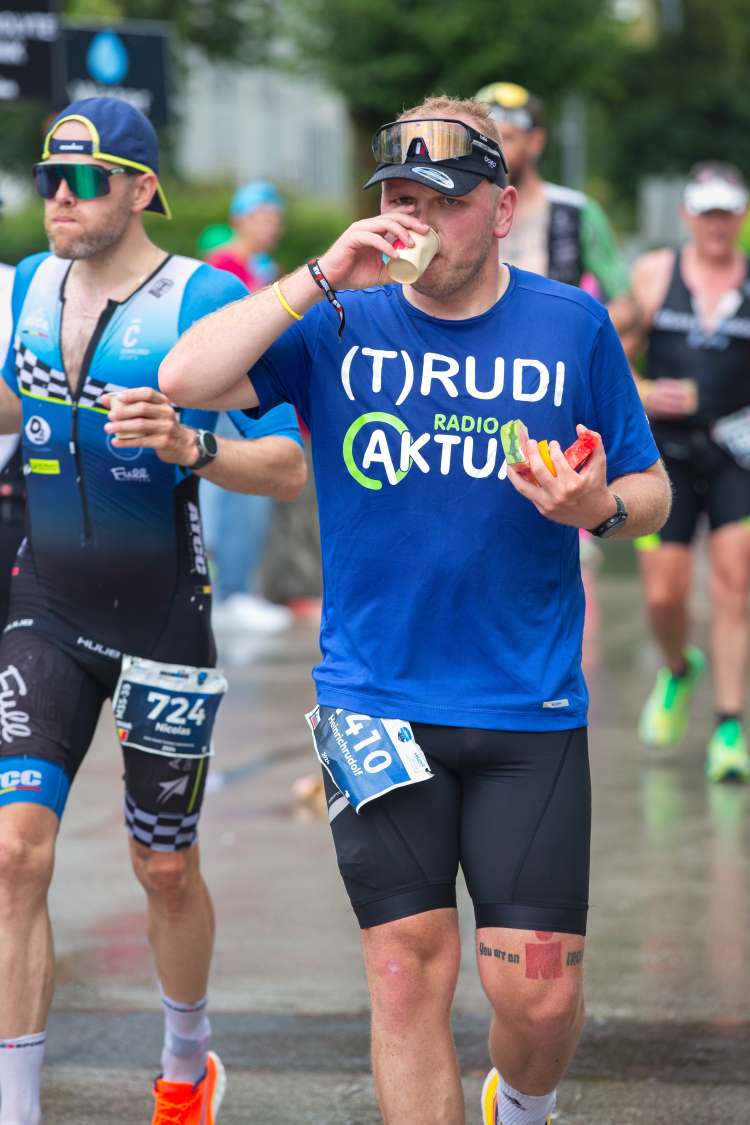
[630,162,750,783]
[476,82,638,353]
[203,181,295,635]
[476,82,639,573]
[0,195,25,627]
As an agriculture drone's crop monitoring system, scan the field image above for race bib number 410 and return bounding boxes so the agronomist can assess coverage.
[306,705,432,812]
[113,656,228,758]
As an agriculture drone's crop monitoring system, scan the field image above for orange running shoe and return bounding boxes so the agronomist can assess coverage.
[151,1051,226,1124]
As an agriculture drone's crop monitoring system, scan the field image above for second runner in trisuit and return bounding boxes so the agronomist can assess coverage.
[161,95,671,1125]
[0,96,305,1125]
[631,162,750,782]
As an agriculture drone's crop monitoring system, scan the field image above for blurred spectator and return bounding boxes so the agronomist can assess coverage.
[196,222,233,258]
[201,412,297,635]
[201,182,293,635]
[250,251,280,285]
[207,180,284,290]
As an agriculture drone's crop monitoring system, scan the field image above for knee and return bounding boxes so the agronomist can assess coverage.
[645,583,686,617]
[711,567,749,614]
[131,847,197,910]
[494,983,584,1048]
[366,924,459,1029]
[0,827,54,908]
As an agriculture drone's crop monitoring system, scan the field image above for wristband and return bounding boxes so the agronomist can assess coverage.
[272,280,303,322]
[308,259,345,339]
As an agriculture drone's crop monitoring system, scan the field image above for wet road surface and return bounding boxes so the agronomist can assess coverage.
[44,569,750,1123]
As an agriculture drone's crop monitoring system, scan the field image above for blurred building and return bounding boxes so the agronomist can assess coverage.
[177,53,352,202]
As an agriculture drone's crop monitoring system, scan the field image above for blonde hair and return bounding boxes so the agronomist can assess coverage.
[398,95,504,154]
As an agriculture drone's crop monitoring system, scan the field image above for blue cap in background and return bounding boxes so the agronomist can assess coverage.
[230,180,283,218]
[42,96,170,218]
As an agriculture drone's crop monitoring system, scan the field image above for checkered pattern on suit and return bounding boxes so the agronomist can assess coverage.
[124,793,199,852]
[14,339,70,403]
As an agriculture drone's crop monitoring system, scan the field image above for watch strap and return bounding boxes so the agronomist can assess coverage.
[589,492,627,538]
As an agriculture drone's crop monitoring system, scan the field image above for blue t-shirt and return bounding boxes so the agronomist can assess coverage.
[250,268,659,730]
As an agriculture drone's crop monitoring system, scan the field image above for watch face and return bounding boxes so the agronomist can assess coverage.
[200,430,219,457]
[599,514,626,538]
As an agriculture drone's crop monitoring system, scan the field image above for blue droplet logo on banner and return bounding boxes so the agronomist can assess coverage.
[86,31,129,86]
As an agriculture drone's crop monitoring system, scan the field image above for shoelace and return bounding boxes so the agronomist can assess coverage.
[152,1084,204,1125]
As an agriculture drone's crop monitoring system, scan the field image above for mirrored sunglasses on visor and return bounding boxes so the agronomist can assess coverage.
[372,119,508,183]
[33,162,130,201]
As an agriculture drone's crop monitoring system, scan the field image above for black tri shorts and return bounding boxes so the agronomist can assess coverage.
[323,724,591,935]
[0,628,210,851]
[648,424,750,545]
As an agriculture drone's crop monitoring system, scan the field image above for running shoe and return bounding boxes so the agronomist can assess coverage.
[705,720,750,783]
[151,1051,226,1124]
[638,646,706,747]
[480,1068,552,1125]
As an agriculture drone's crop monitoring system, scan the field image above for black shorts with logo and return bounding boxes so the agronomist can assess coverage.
[0,625,212,852]
[652,424,750,544]
[324,724,590,935]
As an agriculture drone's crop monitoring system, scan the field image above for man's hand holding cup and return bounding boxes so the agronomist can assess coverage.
[316,211,431,291]
[104,387,196,466]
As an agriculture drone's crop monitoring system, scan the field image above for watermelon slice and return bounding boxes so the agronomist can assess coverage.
[500,418,529,464]
[564,430,598,471]
[500,419,536,481]
[502,422,599,483]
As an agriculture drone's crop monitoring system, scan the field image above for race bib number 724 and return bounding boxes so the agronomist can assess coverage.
[113,655,227,758]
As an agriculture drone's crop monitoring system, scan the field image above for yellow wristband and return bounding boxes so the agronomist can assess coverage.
[272,280,303,322]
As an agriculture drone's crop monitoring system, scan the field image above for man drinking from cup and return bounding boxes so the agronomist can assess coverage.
[160,95,671,1125]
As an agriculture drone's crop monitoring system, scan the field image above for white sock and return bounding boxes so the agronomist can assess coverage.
[159,991,211,1085]
[0,1032,46,1125]
[498,1076,556,1125]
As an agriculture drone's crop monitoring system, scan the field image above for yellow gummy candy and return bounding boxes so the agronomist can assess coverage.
[537,440,557,476]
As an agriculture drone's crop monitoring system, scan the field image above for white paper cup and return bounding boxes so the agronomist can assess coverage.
[386,228,440,284]
[108,391,144,441]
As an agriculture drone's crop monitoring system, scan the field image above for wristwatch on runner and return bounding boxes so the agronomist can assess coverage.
[187,429,219,471]
[589,492,627,538]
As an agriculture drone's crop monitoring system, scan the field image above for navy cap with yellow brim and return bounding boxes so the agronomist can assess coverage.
[42,96,171,218]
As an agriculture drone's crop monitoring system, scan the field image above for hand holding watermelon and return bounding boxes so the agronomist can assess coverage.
[502,421,617,530]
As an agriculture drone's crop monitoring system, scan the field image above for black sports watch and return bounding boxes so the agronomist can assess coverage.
[589,492,628,539]
[187,429,218,472]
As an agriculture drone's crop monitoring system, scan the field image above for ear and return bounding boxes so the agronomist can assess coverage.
[493,185,517,239]
[528,127,546,162]
[130,172,159,215]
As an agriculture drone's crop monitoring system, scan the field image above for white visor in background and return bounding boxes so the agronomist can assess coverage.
[683,178,749,215]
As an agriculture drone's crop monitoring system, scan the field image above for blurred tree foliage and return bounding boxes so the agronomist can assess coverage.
[6,0,750,224]
[603,0,750,201]
[65,0,276,63]
[283,0,625,212]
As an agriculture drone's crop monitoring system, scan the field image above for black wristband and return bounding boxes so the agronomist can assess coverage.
[308,259,346,338]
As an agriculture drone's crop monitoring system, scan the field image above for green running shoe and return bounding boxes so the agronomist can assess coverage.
[638,646,706,747]
[706,720,750,783]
